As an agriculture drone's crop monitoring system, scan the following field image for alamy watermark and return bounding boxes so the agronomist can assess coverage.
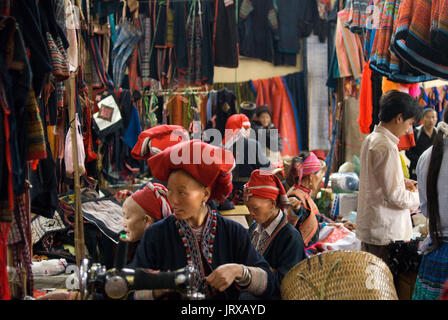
[169,125,278,173]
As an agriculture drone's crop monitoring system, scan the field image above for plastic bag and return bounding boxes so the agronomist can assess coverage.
[314,225,361,252]
[330,172,359,193]
[64,114,86,178]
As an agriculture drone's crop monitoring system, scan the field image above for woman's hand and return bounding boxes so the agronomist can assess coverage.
[404,178,418,192]
[288,197,302,210]
[205,264,243,292]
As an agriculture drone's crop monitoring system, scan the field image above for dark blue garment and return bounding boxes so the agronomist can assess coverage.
[11,0,52,96]
[284,72,309,151]
[238,0,275,63]
[173,1,188,71]
[274,0,318,57]
[214,0,239,68]
[248,212,306,299]
[130,213,275,300]
[123,105,142,150]
[200,0,214,84]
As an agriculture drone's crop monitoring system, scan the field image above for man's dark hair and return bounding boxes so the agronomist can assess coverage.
[378,90,422,123]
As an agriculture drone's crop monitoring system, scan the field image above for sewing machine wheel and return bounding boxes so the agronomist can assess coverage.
[79,258,90,299]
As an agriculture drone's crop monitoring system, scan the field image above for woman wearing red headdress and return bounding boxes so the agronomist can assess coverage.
[243,170,306,299]
[286,151,326,247]
[129,140,274,300]
[122,182,173,243]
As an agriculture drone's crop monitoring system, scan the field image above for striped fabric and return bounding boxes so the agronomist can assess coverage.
[392,0,448,79]
[335,9,364,79]
[369,0,401,75]
[369,0,434,82]
[412,241,448,300]
[139,15,152,89]
[25,89,47,161]
[431,0,448,53]
[7,193,34,298]
[111,20,142,90]
[345,0,370,34]
[46,32,70,81]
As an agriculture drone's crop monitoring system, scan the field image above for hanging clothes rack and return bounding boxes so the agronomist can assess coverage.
[142,86,212,96]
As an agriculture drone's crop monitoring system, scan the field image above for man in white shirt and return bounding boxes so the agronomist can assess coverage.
[357,90,422,267]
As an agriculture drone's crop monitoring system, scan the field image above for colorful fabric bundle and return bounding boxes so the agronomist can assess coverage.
[392,0,448,79]
[25,89,47,161]
[336,9,364,80]
[344,0,370,34]
[7,192,34,298]
[412,241,448,300]
[369,0,434,82]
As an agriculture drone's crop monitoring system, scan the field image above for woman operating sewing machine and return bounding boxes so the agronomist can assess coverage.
[129,140,274,300]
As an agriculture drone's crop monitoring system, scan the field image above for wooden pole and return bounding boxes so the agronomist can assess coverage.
[66,73,85,267]
[334,78,345,173]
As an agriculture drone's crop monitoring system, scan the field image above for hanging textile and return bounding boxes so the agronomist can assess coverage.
[251,77,299,156]
[307,35,330,151]
[7,191,33,299]
[358,60,373,134]
[391,0,448,80]
[369,0,433,83]
[344,0,370,34]
[214,0,239,68]
[238,0,277,64]
[334,8,364,99]
[283,72,308,151]
[111,19,142,90]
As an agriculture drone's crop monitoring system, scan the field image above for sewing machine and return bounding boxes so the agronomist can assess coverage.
[78,241,205,300]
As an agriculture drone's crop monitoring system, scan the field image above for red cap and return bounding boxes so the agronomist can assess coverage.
[148,140,236,202]
[223,114,251,146]
[131,182,172,221]
[131,125,190,160]
[243,169,289,209]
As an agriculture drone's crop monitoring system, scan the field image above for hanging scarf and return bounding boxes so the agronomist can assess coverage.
[287,186,320,247]
[175,208,217,296]
[7,191,33,298]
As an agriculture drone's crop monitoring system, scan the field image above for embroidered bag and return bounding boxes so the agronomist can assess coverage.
[46,32,70,81]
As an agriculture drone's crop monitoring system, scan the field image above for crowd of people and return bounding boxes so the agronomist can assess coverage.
[38,91,448,300]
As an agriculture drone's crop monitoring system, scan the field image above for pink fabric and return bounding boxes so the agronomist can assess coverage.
[289,152,322,187]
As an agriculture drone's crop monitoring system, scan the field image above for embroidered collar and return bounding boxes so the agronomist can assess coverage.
[175,207,217,295]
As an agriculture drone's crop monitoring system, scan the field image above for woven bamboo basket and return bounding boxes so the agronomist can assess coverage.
[281,250,398,300]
